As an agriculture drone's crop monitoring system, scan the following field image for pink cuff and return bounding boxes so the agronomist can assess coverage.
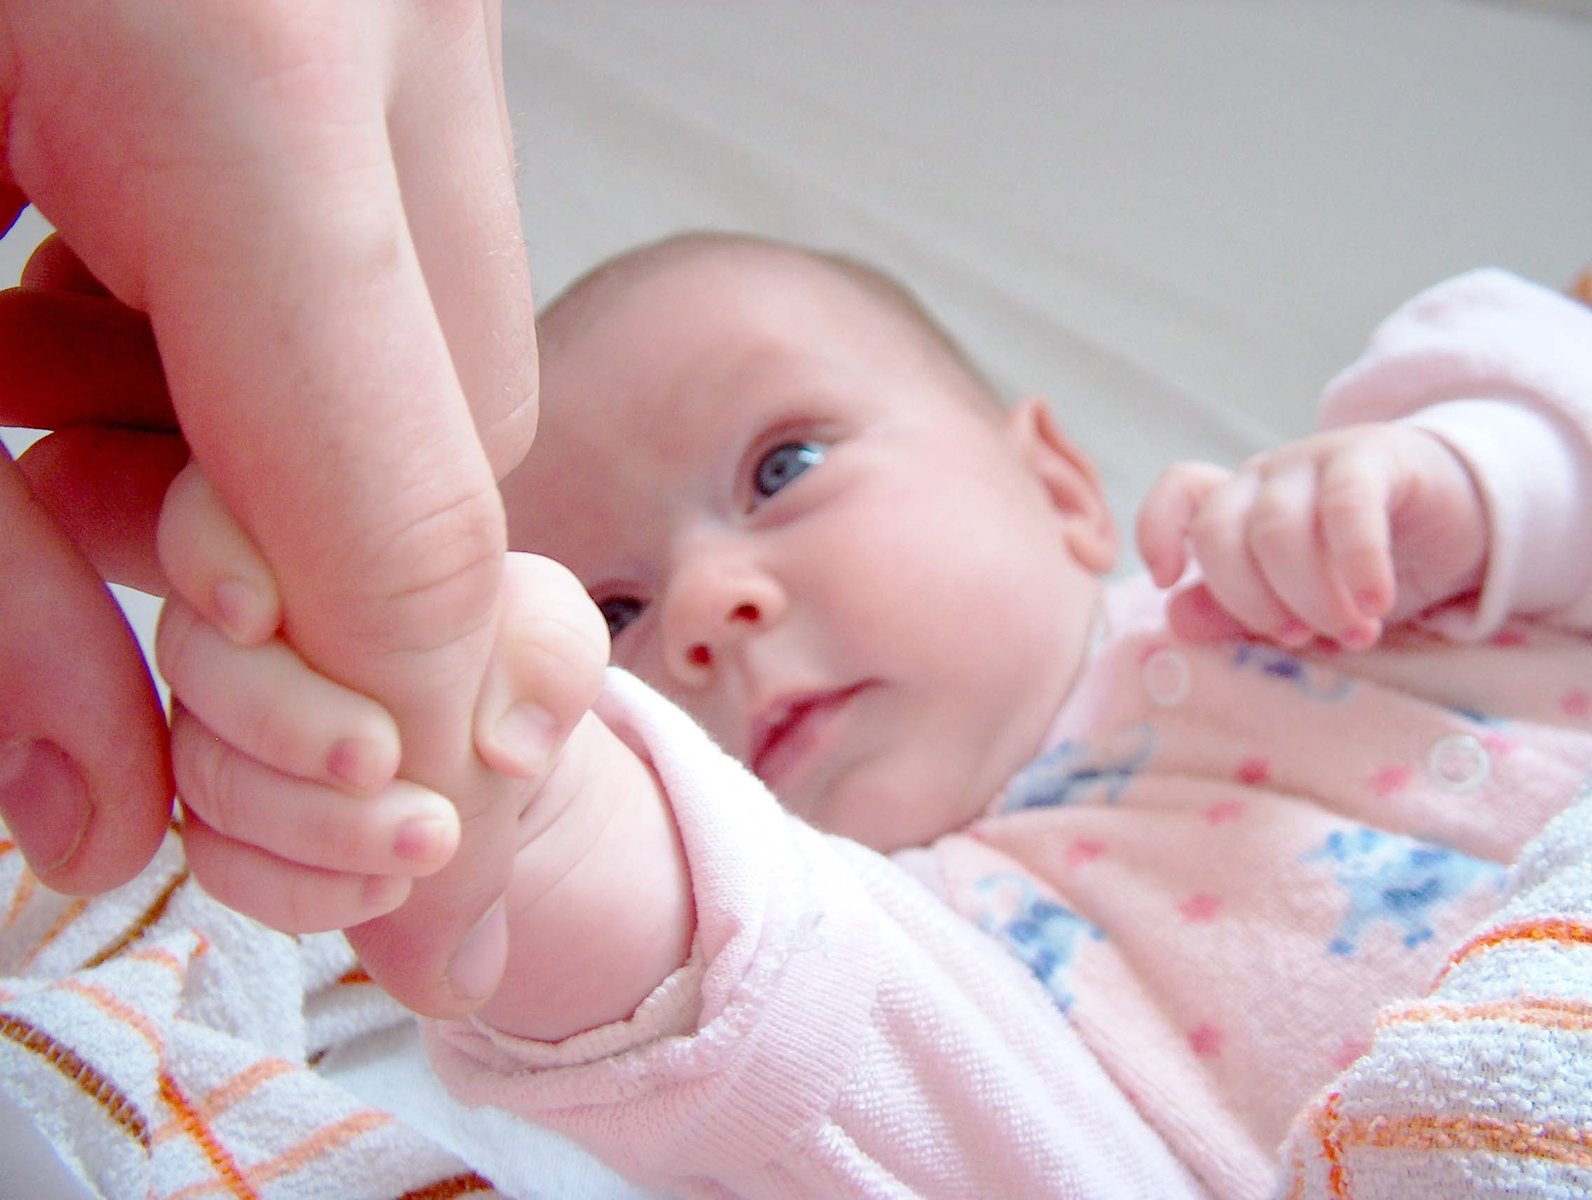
[1404,399,1592,637]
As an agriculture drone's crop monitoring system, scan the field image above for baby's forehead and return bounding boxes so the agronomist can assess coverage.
[532,235,999,440]
[541,240,913,350]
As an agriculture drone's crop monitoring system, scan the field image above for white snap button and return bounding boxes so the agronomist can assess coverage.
[1426,733,1490,793]
[1142,648,1191,707]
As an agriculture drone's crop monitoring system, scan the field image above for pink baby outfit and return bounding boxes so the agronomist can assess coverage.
[929,578,1592,1196]
[429,270,1592,1199]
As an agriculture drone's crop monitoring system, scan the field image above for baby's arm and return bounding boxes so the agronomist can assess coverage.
[1138,270,1592,649]
[156,465,692,1039]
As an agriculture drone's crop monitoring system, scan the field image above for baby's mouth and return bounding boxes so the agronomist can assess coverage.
[748,683,870,792]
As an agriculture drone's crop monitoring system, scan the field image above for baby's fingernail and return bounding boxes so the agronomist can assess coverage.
[0,738,92,876]
[1355,590,1385,619]
[393,815,449,864]
[327,737,393,793]
[448,901,507,1004]
[484,703,556,778]
[1277,619,1311,647]
[212,578,276,644]
[392,791,459,869]
[1339,624,1378,651]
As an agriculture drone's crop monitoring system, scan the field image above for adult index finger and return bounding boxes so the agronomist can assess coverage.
[388,0,538,481]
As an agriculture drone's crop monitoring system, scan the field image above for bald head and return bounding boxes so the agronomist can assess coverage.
[538,231,999,410]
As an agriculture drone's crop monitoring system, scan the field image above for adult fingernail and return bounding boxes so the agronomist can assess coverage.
[484,703,556,778]
[0,738,92,876]
[448,901,507,1005]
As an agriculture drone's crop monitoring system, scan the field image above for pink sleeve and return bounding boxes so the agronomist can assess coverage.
[424,670,1206,1199]
[1319,269,1592,636]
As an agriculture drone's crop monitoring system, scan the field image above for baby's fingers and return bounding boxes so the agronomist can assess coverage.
[181,801,414,935]
[1315,448,1396,627]
[1235,461,1372,645]
[1136,461,1232,588]
[158,462,281,645]
[171,704,458,881]
[156,596,399,795]
[474,552,610,780]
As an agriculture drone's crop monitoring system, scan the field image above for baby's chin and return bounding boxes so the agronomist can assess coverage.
[790,772,990,855]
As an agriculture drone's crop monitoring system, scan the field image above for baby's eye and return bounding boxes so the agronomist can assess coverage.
[753,440,826,500]
[597,595,646,639]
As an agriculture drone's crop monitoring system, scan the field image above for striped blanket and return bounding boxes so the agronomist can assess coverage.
[1281,783,1592,1198]
[0,826,502,1200]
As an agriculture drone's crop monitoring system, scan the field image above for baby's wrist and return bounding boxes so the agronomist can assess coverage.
[472,713,693,1040]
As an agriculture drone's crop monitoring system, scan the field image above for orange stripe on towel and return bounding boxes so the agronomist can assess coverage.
[61,979,166,1055]
[152,1058,300,1145]
[200,1057,299,1120]
[0,1010,151,1147]
[83,869,189,969]
[19,894,91,970]
[1318,1108,1592,1171]
[1318,1091,1350,1198]
[160,1072,261,1200]
[220,1109,393,1197]
[1385,994,1592,1034]
[1433,917,1592,986]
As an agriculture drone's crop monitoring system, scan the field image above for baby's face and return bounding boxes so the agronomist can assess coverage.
[503,247,1113,850]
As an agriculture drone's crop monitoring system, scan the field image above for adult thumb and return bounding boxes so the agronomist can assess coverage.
[0,446,171,892]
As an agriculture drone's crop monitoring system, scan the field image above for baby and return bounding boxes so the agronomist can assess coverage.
[154,233,1592,1198]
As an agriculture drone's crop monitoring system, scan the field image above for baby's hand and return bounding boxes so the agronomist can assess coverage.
[1135,424,1488,649]
[154,464,605,935]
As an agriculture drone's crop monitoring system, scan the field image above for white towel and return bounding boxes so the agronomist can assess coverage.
[1281,781,1592,1198]
[0,826,504,1199]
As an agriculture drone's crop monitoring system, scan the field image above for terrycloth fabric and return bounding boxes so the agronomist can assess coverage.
[0,830,504,1200]
[428,270,1592,1199]
[1280,782,1592,1198]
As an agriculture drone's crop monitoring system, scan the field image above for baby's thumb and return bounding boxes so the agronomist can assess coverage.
[347,554,610,1018]
[473,552,610,780]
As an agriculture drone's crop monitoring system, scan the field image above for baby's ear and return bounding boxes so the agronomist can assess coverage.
[1004,396,1117,574]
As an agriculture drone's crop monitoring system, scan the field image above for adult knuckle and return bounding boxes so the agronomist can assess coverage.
[350,486,506,655]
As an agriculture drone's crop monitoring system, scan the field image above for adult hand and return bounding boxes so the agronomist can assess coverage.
[0,1,537,1018]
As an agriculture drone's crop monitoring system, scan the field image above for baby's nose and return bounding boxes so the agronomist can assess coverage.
[662,556,786,681]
